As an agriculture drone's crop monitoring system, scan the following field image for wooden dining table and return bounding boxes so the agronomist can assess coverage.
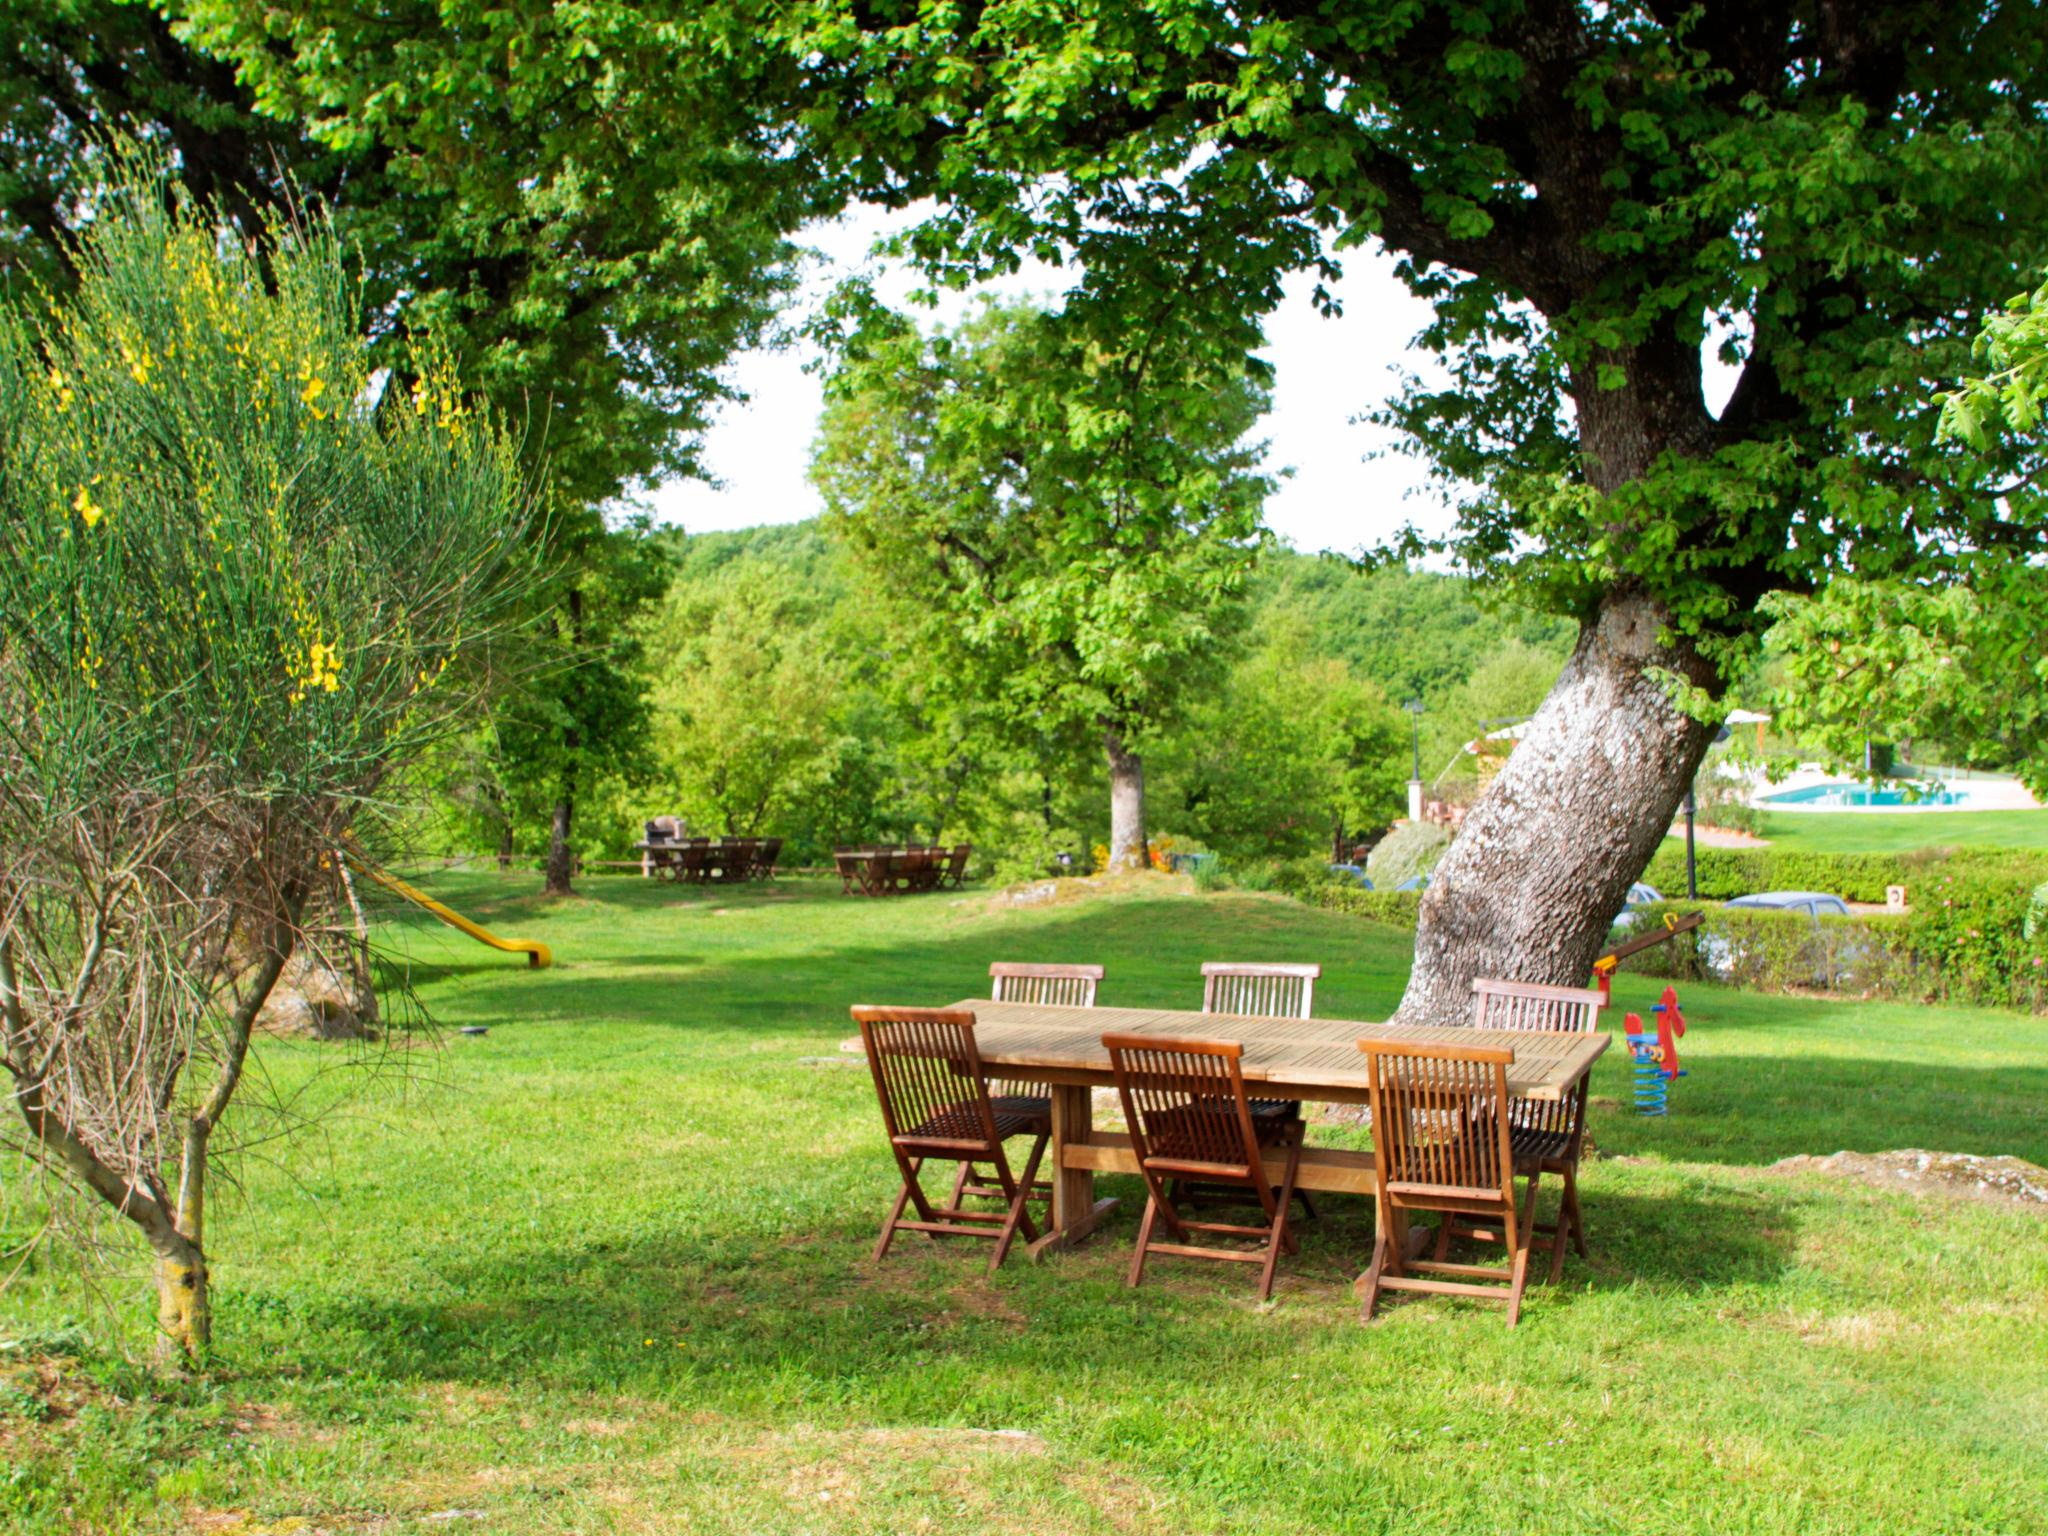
[940,998,1612,1260]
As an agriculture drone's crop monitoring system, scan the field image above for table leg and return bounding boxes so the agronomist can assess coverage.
[1028,1083,1117,1261]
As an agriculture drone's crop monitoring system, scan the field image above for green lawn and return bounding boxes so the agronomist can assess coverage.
[4,873,2047,1535]
[1753,806,2048,853]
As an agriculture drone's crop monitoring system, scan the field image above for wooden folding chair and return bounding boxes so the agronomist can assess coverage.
[1355,1039,1539,1327]
[853,1006,1049,1274]
[945,962,1108,1213]
[1201,961,1320,1020]
[1471,978,1604,1283]
[1105,1034,1303,1302]
[856,850,894,896]
[1199,962,1321,1216]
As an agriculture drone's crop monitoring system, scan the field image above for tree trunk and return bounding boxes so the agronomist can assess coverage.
[152,1232,209,1363]
[544,793,575,896]
[1104,725,1147,872]
[1393,587,1719,1026]
[154,1115,212,1362]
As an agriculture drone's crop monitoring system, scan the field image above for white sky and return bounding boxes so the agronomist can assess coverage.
[643,203,1456,556]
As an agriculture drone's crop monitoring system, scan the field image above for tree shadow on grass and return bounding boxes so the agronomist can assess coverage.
[255,1172,1797,1405]
[427,888,1415,1038]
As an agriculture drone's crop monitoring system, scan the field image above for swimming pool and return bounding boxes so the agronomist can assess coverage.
[1762,781,1965,808]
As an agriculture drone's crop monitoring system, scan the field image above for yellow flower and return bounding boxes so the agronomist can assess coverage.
[72,485,104,528]
[122,343,155,385]
[48,369,75,412]
[300,376,328,419]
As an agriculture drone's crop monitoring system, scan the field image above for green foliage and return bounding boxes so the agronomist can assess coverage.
[1365,821,1453,889]
[1245,551,1573,706]
[1152,616,1407,859]
[1941,269,2048,448]
[1639,846,2048,905]
[814,299,1271,760]
[1423,638,1566,769]
[785,1,2048,684]
[641,557,847,836]
[0,157,531,813]
[1622,896,2048,1013]
[139,0,821,511]
[1904,871,2048,1008]
[1293,883,1425,930]
[1618,902,1913,996]
[1763,576,2048,796]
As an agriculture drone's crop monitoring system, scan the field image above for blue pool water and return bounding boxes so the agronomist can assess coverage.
[1763,781,1964,808]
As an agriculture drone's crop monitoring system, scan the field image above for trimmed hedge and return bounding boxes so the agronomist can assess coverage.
[1295,882,2048,1012]
[1640,845,2048,905]
[1300,884,1423,927]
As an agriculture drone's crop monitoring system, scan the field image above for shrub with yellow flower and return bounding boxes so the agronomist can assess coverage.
[0,150,539,1362]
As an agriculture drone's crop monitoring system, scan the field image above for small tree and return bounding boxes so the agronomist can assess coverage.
[0,161,532,1360]
[814,300,1271,869]
[643,559,847,835]
[1159,621,1407,858]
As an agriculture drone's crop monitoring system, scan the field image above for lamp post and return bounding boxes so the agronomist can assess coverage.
[1683,785,1697,900]
[1684,726,1732,901]
[1404,698,1425,822]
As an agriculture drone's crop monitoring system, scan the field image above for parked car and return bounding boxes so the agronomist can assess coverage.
[1724,890,1851,919]
[1705,890,1860,985]
[1326,863,1373,889]
[1393,873,1430,893]
[1611,880,1663,931]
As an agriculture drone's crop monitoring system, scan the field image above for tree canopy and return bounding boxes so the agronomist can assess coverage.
[782,1,2047,653]
[813,298,1272,867]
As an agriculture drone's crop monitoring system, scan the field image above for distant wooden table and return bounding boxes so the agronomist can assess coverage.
[941,998,1611,1260]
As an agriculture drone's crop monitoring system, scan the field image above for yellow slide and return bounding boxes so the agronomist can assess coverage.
[344,852,553,969]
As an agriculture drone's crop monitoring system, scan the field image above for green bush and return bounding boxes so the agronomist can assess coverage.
[1299,883,1423,928]
[1640,845,2048,904]
[1617,901,1916,996]
[1619,896,2047,1010]
[1365,820,1450,888]
[1294,881,2047,1011]
[1905,870,2048,1008]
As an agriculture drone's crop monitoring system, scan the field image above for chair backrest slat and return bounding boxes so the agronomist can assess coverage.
[1470,977,1605,1034]
[1104,1034,1262,1184]
[1201,961,1320,1020]
[990,961,1104,1009]
[852,1006,995,1150]
[1358,1039,1515,1202]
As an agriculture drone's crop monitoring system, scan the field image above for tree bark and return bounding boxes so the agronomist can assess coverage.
[1104,725,1147,872]
[1393,587,1719,1026]
[544,793,575,896]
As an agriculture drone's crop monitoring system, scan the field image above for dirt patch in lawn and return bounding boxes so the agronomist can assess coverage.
[1770,1148,2048,1211]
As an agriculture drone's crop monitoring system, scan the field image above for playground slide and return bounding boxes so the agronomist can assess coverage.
[346,856,553,969]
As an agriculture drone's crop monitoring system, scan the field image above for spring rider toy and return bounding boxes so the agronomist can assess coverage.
[1625,985,1687,1116]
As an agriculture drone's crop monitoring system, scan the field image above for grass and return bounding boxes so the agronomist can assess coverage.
[1752,807,2048,853]
[4,872,2047,1535]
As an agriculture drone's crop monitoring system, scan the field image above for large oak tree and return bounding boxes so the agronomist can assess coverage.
[777,0,2048,1019]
